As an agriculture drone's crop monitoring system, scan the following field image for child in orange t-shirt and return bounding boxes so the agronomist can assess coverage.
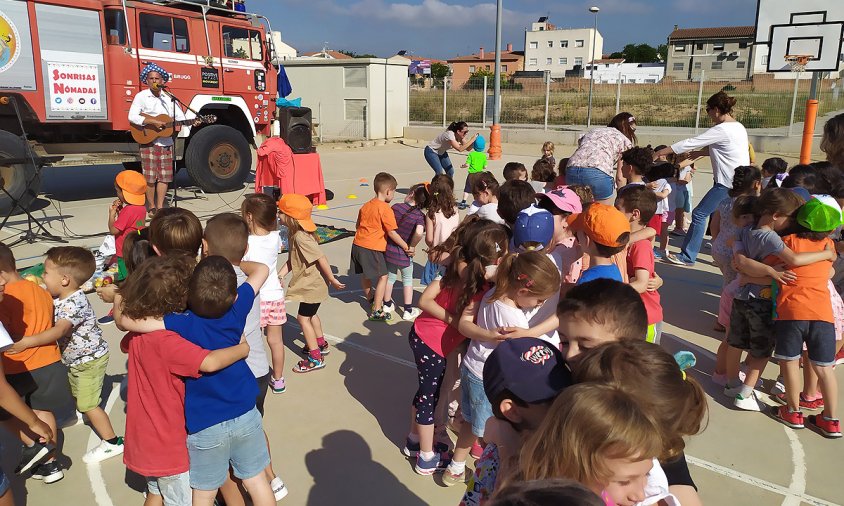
[0,242,69,483]
[351,172,411,322]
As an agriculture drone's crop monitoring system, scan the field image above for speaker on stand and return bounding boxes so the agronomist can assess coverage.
[278,106,312,154]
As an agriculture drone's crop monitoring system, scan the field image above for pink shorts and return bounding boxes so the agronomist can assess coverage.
[260,299,287,327]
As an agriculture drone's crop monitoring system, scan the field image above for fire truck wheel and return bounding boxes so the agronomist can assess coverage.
[0,130,41,215]
[184,125,251,193]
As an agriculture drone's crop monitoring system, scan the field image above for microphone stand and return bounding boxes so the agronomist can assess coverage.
[159,86,203,209]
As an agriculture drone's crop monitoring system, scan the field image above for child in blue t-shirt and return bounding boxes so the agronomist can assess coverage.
[116,256,276,504]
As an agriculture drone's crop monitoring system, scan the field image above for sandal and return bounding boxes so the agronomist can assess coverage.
[292,355,325,373]
[147,208,158,217]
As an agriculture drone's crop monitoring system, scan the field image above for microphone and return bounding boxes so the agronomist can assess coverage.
[152,83,168,91]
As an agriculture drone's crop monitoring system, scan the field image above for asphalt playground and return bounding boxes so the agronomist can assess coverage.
[0,139,841,506]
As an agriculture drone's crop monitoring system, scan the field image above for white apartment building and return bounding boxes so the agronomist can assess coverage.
[270,31,298,63]
[585,60,665,84]
[523,17,603,78]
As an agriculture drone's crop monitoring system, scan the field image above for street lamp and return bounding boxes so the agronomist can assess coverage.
[586,6,600,128]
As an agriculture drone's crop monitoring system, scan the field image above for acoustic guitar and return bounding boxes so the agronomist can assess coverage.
[130,113,216,144]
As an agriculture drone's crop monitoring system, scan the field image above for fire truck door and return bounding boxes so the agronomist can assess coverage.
[219,24,267,119]
[34,3,108,121]
[134,10,200,102]
[0,0,37,92]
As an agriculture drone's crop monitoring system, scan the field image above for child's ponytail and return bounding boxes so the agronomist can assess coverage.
[409,183,430,210]
[427,174,457,219]
[441,221,508,316]
[488,251,561,303]
[729,165,762,197]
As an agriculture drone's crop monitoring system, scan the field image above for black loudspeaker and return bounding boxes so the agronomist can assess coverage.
[278,106,312,154]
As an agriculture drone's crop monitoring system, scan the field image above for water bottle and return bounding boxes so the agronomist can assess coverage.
[279,224,289,252]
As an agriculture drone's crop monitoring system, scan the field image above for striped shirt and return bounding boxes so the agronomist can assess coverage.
[385,203,425,267]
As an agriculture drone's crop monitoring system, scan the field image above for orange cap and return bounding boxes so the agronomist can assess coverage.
[569,203,630,248]
[277,193,316,232]
[115,170,147,206]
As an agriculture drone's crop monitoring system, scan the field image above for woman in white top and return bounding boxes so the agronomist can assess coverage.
[656,92,749,266]
[565,112,637,204]
[424,121,478,178]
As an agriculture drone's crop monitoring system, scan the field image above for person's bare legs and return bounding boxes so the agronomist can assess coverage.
[143,491,164,506]
[361,277,373,303]
[145,183,156,212]
[741,356,769,393]
[262,431,278,485]
[84,406,117,441]
[0,489,14,506]
[780,359,801,412]
[299,314,319,353]
[192,488,220,506]
[814,363,838,419]
[659,221,670,252]
[155,181,168,211]
[372,274,388,312]
[451,422,477,467]
[384,271,396,306]
[714,339,729,375]
[218,477,245,506]
[725,345,745,386]
[265,325,285,381]
[241,474,275,506]
[802,351,821,399]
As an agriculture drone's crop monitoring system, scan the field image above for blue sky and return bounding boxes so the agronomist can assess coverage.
[250,0,758,59]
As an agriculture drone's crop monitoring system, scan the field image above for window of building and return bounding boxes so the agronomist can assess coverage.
[575,57,583,66]
[469,65,475,73]
[736,61,746,69]
[762,55,768,65]
[739,42,748,49]
[344,99,366,121]
[529,41,538,49]
[344,67,367,88]
[694,62,701,69]
[139,13,190,52]
[485,64,490,70]
[559,57,567,65]
[104,10,127,45]
[222,26,263,60]
[575,40,584,48]
[674,44,685,52]
[696,43,703,50]
[560,40,568,48]
[713,42,724,51]
[546,58,553,65]
[529,58,538,65]
[548,41,553,48]
[711,61,723,70]
[673,62,684,70]
[501,65,507,72]
[539,26,544,31]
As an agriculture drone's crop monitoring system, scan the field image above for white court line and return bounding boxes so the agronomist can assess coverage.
[781,428,807,506]
[85,384,122,506]
[307,327,837,505]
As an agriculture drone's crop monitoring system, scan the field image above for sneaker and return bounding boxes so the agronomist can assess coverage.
[414,453,449,476]
[734,392,763,411]
[442,467,466,486]
[382,301,395,315]
[807,413,842,438]
[723,384,744,398]
[653,248,664,260]
[665,253,693,266]
[368,310,390,322]
[97,314,115,325]
[470,440,484,460]
[835,348,844,366]
[31,461,64,484]
[301,342,330,356]
[457,201,469,210]
[270,377,286,394]
[14,443,54,475]
[772,393,825,411]
[82,437,124,464]
[292,355,326,373]
[402,308,422,321]
[770,376,786,396]
[401,439,449,458]
[270,476,289,501]
[771,405,804,429]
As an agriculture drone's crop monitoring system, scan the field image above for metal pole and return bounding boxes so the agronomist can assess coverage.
[694,69,705,134]
[442,76,448,128]
[586,9,599,128]
[615,72,621,114]
[492,0,502,125]
[799,71,822,163]
[788,70,801,136]
[482,75,488,127]
[544,71,550,131]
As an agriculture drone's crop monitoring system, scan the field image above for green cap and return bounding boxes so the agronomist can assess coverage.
[797,195,843,233]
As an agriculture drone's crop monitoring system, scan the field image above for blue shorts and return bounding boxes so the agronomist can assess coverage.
[146,472,191,506]
[187,407,269,490]
[0,457,9,496]
[564,166,615,201]
[773,320,836,366]
[461,366,493,438]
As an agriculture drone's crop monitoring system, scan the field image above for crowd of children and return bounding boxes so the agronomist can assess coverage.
[1,110,844,506]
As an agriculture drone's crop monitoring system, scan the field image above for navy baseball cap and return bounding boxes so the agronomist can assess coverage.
[483,338,572,405]
[513,205,554,251]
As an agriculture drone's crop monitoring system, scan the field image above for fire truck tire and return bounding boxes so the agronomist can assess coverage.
[184,125,251,193]
[0,130,41,215]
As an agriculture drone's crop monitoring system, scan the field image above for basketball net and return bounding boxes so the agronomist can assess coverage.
[784,54,812,73]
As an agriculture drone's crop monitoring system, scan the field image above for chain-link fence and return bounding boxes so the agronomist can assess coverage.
[409,74,843,133]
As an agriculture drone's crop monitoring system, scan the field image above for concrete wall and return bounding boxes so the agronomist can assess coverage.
[666,38,754,81]
[281,58,410,140]
[524,28,602,78]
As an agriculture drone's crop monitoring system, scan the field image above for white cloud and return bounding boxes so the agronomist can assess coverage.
[320,0,532,28]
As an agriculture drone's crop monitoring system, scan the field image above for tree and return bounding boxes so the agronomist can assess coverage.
[606,43,661,63]
[430,62,450,80]
[338,49,379,58]
[463,68,521,90]
[657,44,668,62]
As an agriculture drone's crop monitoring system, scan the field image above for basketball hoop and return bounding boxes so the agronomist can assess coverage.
[784,54,812,73]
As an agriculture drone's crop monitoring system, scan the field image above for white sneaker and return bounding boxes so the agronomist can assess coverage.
[770,376,786,395]
[271,476,288,501]
[402,308,422,321]
[734,392,763,412]
[82,438,124,464]
[381,301,395,315]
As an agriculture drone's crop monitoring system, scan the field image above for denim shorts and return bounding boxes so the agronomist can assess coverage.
[146,472,191,506]
[187,407,269,490]
[460,365,493,438]
[0,454,9,496]
[773,320,836,366]
[564,166,615,201]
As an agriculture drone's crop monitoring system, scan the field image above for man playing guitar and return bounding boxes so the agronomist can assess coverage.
[128,63,200,216]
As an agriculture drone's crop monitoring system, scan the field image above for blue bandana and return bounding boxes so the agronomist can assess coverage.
[140,63,170,84]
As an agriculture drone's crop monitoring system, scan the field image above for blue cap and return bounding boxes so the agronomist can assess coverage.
[789,187,811,202]
[483,338,572,404]
[474,135,486,152]
[513,205,554,251]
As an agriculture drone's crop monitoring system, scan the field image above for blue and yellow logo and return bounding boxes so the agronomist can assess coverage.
[0,11,21,73]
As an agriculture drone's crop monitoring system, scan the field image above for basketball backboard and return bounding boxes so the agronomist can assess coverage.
[755,0,844,72]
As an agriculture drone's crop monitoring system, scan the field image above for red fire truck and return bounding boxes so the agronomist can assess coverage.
[0,0,278,211]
